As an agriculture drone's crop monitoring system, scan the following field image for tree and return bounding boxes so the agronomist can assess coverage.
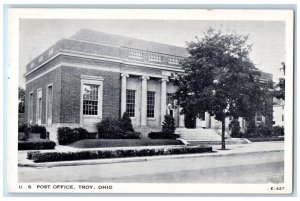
[229,118,241,138]
[174,28,271,150]
[119,111,135,132]
[274,62,285,101]
[19,86,25,113]
[162,115,176,135]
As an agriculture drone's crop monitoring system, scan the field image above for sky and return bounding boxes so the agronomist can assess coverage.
[19,19,286,87]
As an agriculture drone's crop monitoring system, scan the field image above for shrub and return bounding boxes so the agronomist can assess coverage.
[72,127,89,139]
[27,145,212,163]
[18,123,47,139]
[19,140,56,150]
[119,112,134,132]
[57,127,89,145]
[97,118,125,139]
[122,131,141,139]
[273,126,284,136]
[30,124,47,139]
[57,127,73,145]
[256,125,272,137]
[246,118,257,136]
[162,115,176,135]
[229,118,242,138]
[148,132,180,139]
[96,117,140,139]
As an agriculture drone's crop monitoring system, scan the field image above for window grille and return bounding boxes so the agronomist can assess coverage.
[126,90,136,117]
[147,91,155,118]
[83,84,99,115]
[149,53,162,62]
[168,57,180,64]
[128,49,143,59]
[47,86,53,118]
[29,92,33,121]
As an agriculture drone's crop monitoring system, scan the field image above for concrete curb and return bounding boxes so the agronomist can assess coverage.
[18,149,283,168]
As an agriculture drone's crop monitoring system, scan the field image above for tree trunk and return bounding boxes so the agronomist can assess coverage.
[221,117,226,150]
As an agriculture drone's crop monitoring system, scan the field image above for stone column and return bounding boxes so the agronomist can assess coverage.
[120,73,129,117]
[196,118,202,128]
[178,107,185,127]
[160,78,168,125]
[140,76,149,126]
[205,112,211,128]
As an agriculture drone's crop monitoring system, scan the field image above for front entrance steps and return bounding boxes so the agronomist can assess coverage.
[134,127,161,138]
[176,128,222,141]
[175,127,251,145]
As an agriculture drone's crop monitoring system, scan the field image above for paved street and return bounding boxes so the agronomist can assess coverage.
[19,147,284,183]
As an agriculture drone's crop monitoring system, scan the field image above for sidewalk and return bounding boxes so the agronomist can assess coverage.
[18,141,284,168]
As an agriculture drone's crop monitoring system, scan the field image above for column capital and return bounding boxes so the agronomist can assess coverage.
[140,75,150,80]
[160,77,169,83]
[121,73,129,77]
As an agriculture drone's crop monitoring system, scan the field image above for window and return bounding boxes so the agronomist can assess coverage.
[82,84,99,115]
[29,92,33,122]
[126,90,135,117]
[168,57,180,64]
[147,91,155,118]
[149,53,162,62]
[47,85,53,118]
[128,49,143,59]
[37,89,42,123]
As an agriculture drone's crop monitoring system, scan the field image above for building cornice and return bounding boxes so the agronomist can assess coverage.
[24,50,184,78]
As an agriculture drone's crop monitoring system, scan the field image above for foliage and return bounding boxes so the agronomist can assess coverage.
[247,137,284,142]
[274,62,285,101]
[229,118,242,137]
[57,127,74,145]
[148,132,180,139]
[162,115,176,135]
[19,86,25,113]
[245,118,257,135]
[273,126,284,136]
[72,127,89,140]
[27,146,212,163]
[57,127,89,145]
[19,140,56,150]
[69,139,184,148]
[18,123,47,139]
[173,28,272,149]
[256,125,272,137]
[119,112,135,132]
[96,117,140,139]
[96,117,125,139]
[184,112,196,128]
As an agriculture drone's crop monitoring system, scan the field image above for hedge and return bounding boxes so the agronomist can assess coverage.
[18,123,47,139]
[57,127,89,145]
[27,146,212,163]
[69,139,184,148]
[148,132,180,139]
[18,140,56,150]
[247,137,284,142]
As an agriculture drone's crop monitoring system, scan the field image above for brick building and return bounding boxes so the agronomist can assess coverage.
[24,29,273,140]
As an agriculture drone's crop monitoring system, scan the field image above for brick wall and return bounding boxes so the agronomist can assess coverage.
[25,67,62,124]
[60,66,121,123]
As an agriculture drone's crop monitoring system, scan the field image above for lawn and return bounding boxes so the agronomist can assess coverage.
[69,139,184,148]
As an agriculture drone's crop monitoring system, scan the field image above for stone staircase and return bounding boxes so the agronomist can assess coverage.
[134,127,161,138]
[175,127,251,145]
[175,128,222,141]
